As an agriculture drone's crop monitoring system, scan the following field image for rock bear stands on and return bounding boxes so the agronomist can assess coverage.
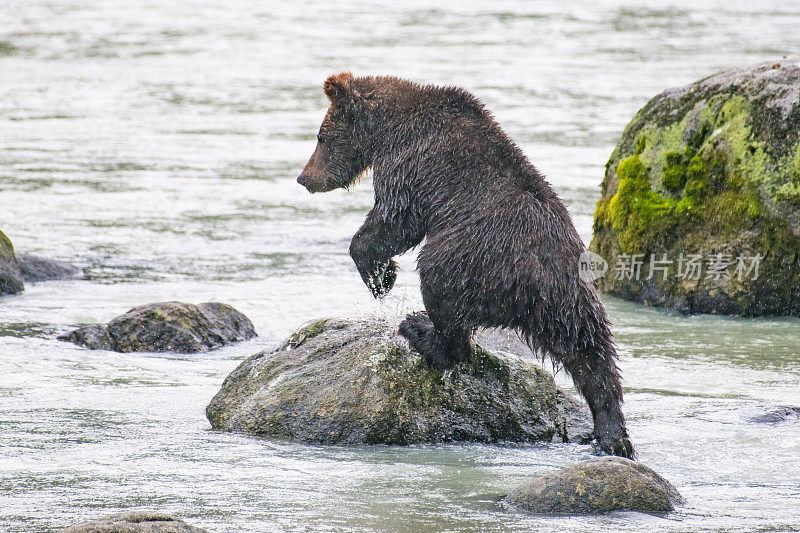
[297,72,633,458]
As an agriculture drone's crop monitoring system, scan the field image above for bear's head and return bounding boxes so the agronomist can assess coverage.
[297,72,375,193]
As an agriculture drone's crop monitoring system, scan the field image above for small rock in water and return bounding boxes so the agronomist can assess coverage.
[505,456,684,515]
[206,317,592,445]
[62,510,208,532]
[15,253,83,282]
[1,229,83,295]
[749,406,800,424]
[58,301,256,353]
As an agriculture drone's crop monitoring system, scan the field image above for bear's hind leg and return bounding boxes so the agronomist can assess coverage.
[548,340,634,459]
[398,311,471,370]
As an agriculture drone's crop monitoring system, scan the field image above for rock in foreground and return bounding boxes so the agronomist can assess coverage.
[62,511,208,532]
[505,456,684,515]
[206,317,592,445]
[590,59,800,315]
[59,301,256,353]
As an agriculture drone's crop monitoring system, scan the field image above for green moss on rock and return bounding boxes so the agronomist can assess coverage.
[0,230,14,262]
[286,318,330,348]
[776,183,800,204]
[0,230,24,295]
[662,151,687,192]
[601,154,677,254]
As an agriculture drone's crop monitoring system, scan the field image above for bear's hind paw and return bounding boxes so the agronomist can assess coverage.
[398,312,433,346]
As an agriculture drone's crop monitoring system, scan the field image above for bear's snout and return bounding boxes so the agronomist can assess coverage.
[297,172,335,193]
[297,173,323,192]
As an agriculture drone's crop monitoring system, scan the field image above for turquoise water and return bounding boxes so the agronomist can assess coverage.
[1,1,799,531]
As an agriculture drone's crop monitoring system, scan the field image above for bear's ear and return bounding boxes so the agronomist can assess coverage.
[323,72,360,108]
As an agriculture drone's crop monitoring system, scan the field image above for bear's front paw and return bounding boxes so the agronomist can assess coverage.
[593,434,635,460]
[366,259,397,298]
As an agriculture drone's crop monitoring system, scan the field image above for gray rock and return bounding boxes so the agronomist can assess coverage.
[0,229,83,295]
[559,394,595,444]
[749,405,800,423]
[60,323,114,351]
[589,58,800,316]
[62,511,208,532]
[505,456,684,515]
[59,301,257,353]
[15,253,83,282]
[206,317,592,445]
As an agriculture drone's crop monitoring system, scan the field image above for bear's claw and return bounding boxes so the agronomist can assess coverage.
[593,435,635,459]
[366,259,397,298]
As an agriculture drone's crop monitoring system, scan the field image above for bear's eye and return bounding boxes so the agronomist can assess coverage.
[317,134,326,144]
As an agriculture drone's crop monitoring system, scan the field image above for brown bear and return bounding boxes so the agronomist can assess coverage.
[297,72,633,458]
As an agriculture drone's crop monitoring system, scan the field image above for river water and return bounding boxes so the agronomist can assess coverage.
[1,1,799,531]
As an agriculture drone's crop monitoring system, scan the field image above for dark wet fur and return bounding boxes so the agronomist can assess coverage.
[298,73,634,458]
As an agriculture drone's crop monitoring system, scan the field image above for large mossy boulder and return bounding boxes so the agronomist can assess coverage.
[206,317,593,445]
[58,301,257,353]
[505,457,684,515]
[62,511,208,532]
[590,58,800,315]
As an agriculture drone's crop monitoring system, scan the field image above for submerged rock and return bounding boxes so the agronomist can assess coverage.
[59,301,257,353]
[505,456,684,515]
[590,58,800,316]
[15,253,83,282]
[749,405,800,423]
[62,511,208,532]
[0,229,83,296]
[206,317,592,445]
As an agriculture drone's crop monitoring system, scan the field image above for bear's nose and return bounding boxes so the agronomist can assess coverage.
[297,174,309,188]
